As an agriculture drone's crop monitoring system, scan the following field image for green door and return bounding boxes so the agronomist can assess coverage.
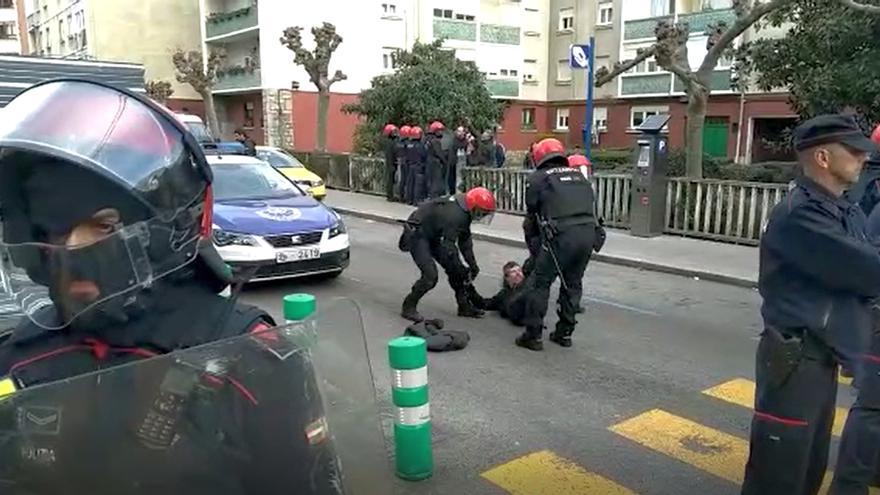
[702,117,729,158]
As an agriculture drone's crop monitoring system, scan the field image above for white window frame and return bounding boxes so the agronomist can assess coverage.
[593,107,608,132]
[556,108,570,131]
[598,3,613,26]
[558,8,574,32]
[381,48,397,71]
[521,108,535,127]
[556,59,572,83]
[630,106,668,130]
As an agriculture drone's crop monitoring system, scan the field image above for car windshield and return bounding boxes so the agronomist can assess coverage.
[212,161,303,200]
[259,149,305,169]
[186,122,215,144]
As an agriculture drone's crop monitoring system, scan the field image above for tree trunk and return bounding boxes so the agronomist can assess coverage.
[202,91,221,140]
[316,89,329,152]
[685,82,709,178]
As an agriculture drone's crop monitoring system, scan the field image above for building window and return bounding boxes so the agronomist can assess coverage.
[0,0,12,8]
[556,59,572,83]
[0,22,13,40]
[498,69,519,77]
[523,73,536,83]
[631,106,668,129]
[598,3,613,26]
[593,107,608,132]
[381,3,397,15]
[244,101,255,128]
[650,0,671,17]
[556,108,570,130]
[434,8,472,21]
[558,8,574,31]
[522,108,535,128]
[382,48,397,70]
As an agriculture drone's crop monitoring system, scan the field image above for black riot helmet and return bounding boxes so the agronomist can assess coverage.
[0,79,230,330]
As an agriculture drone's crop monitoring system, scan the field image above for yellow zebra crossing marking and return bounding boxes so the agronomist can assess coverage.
[481,450,636,495]
[702,378,849,436]
[609,408,748,484]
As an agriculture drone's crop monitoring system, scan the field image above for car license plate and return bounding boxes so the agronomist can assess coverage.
[276,247,321,264]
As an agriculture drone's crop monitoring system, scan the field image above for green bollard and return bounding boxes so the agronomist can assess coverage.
[388,336,433,481]
[283,293,317,322]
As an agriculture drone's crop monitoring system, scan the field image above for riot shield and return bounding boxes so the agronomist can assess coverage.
[0,297,393,495]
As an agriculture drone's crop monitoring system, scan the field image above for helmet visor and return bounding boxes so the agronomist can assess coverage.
[0,80,202,217]
[0,217,201,330]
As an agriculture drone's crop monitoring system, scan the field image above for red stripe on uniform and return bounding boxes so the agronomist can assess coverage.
[754,411,808,427]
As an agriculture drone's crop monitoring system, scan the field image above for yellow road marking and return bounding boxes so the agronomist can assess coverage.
[702,378,849,437]
[481,450,636,495]
[609,409,747,484]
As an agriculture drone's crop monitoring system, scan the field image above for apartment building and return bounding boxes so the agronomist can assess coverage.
[523,0,794,163]
[22,0,203,104]
[0,0,22,54]
[198,0,550,150]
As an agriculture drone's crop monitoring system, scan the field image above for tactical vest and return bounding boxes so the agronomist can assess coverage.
[538,166,595,224]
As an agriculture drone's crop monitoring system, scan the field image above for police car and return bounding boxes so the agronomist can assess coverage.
[208,154,350,281]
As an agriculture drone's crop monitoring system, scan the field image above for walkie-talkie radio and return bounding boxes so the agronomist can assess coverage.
[135,365,199,450]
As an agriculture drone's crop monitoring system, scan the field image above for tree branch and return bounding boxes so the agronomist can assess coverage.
[700,0,793,75]
[329,70,347,84]
[839,0,880,13]
[595,46,656,87]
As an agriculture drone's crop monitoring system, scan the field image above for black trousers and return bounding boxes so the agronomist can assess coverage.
[399,164,410,203]
[522,224,595,338]
[831,333,880,495]
[385,163,397,200]
[742,329,838,495]
[447,161,457,194]
[404,237,470,310]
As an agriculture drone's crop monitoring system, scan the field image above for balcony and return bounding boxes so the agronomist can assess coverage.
[486,78,519,98]
[623,15,672,41]
[679,8,736,34]
[433,19,476,42]
[213,67,261,92]
[206,5,258,40]
[480,24,520,45]
[621,73,672,96]
[673,69,732,92]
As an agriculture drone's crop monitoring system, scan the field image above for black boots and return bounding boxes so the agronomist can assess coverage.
[401,293,424,322]
[516,330,544,351]
[457,306,485,318]
[549,331,573,347]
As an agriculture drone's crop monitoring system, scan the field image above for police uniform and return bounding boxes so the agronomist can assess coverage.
[405,136,427,205]
[400,194,483,321]
[0,80,344,494]
[426,133,448,199]
[383,132,399,201]
[519,140,597,350]
[847,153,880,216]
[742,115,880,495]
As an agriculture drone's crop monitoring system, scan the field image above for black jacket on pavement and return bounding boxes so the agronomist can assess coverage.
[759,175,880,364]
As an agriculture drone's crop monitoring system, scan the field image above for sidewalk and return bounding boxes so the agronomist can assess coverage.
[325,190,759,288]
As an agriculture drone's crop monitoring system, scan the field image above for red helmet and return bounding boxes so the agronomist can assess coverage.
[383,124,398,136]
[429,121,445,133]
[464,186,496,212]
[531,138,567,168]
[567,154,591,168]
[411,126,423,139]
[872,124,880,145]
[400,125,412,138]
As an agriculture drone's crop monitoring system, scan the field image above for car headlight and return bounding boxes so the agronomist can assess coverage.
[313,179,324,187]
[212,227,258,247]
[329,220,346,238]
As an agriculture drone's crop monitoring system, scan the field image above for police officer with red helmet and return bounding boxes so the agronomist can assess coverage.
[426,121,448,198]
[518,138,597,351]
[0,80,343,493]
[382,123,400,201]
[399,187,496,322]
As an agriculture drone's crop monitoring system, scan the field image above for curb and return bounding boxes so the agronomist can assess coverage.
[332,206,758,289]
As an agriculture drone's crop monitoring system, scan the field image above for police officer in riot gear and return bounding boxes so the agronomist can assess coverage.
[517,138,597,351]
[741,115,880,495]
[399,187,496,322]
[382,123,399,201]
[406,126,428,205]
[0,79,342,494]
[426,121,448,198]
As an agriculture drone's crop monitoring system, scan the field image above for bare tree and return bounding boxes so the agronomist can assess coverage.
[838,0,880,13]
[171,49,225,138]
[595,0,793,177]
[280,22,347,152]
[145,80,174,104]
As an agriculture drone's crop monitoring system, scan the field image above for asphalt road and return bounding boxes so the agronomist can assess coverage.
[240,215,855,495]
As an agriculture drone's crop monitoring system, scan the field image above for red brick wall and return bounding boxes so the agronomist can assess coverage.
[221,93,265,145]
[291,91,361,153]
[165,98,206,120]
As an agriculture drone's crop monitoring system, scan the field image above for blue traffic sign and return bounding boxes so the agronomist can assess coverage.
[569,44,591,69]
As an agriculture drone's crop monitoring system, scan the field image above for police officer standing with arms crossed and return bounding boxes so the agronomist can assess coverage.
[516,138,597,351]
[0,79,346,494]
[742,115,880,495]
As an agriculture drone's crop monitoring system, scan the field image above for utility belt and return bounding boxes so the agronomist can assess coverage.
[762,326,835,388]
